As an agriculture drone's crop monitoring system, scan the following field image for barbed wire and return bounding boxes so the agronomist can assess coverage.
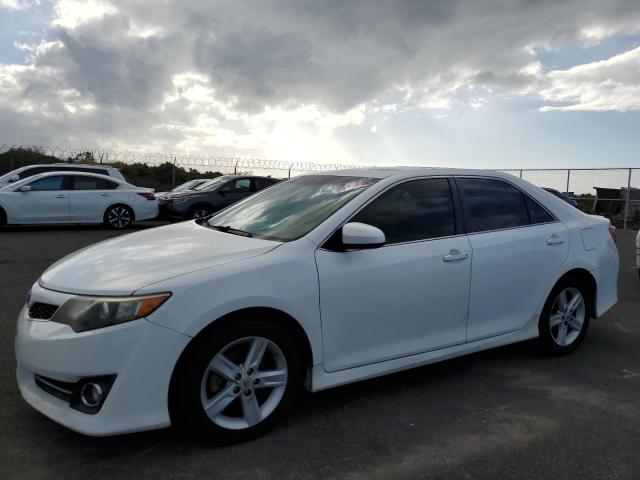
[0,144,358,172]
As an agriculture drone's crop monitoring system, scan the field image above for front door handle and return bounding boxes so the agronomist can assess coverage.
[546,235,565,246]
[55,195,67,199]
[443,249,469,262]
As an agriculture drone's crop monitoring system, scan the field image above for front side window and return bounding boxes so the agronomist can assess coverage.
[457,178,530,233]
[71,176,118,190]
[27,176,66,191]
[224,178,251,192]
[352,178,456,244]
[207,175,379,241]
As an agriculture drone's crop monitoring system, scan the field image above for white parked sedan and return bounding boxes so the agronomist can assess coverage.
[0,171,158,229]
[15,168,619,443]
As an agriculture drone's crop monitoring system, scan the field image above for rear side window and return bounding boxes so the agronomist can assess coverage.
[71,176,118,190]
[254,178,277,190]
[524,195,554,224]
[75,167,109,176]
[352,178,456,244]
[457,178,529,233]
[19,166,53,179]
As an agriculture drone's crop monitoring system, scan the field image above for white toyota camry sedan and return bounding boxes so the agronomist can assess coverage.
[15,168,619,443]
[0,171,158,229]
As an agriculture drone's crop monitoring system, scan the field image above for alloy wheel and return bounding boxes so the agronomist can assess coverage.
[193,209,211,219]
[108,206,131,228]
[200,336,288,430]
[549,287,586,347]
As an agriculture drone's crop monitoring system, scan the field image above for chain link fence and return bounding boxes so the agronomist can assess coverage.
[1,144,639,229]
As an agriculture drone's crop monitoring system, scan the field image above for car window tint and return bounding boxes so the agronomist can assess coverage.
[19,167,47,179]
[75,167,108,176]
[234,179,251,191]
[525,195,554,224]
[255,178,277,190]
[72,176,118,190]
[352,178,455,244]
[457,178,529,232]
[224,178,251,192]
[28,176,66,191]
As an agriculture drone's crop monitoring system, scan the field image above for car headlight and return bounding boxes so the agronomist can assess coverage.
[51,293,170,332]
[168,197,189,204]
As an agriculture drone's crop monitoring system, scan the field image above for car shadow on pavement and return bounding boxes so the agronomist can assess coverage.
[28,339,539,453]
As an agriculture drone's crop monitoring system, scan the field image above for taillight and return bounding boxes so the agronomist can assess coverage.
[137,192,156,201]
[608,225,617,244]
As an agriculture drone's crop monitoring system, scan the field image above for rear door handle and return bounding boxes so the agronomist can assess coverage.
[100,193,112,197]
[55,195,67,199]
[546,235,565,246]
[443,249,469,262]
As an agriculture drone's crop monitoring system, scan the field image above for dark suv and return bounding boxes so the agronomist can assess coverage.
[158,175,280,220]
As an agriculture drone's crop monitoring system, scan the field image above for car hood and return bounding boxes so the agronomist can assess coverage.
[162,191,205,199]
[39,221,281,296]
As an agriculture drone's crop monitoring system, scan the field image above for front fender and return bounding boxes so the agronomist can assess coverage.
[137,239,323,365]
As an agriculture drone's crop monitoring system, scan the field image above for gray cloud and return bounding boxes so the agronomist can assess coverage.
[1,0,640,152]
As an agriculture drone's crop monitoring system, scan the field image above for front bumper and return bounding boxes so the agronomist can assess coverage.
[158,203,189,220]
[15,285,190,436]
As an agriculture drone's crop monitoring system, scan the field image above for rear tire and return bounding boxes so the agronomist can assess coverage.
[0,208,6,228]
[104,205,134,229]
[538,277,591,356]
[170,318,303,444]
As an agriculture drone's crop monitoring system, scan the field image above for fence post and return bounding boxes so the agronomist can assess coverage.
[623,168,631,230]
[519,169,523,179]
[566,169,571,195]
[234,160,239,175]
[172,156,177,188]
[288,163,294,179]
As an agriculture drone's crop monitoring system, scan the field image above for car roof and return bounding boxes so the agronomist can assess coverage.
[23,171,125,183]
[315,167,519,181]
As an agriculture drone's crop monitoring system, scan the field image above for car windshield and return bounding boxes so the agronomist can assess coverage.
[205,175,379,241]
[172,180,199,192]
[193,177,227,191]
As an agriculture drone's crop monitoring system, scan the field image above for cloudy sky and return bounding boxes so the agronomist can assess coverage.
[1,0,639,168]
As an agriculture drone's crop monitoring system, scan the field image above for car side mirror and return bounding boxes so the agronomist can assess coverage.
[9,175,20,183]
[218,188,230,195]
[18,185,31,192]
[341,222,385,249]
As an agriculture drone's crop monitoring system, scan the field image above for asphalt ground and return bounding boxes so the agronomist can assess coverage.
[1,223,639,480]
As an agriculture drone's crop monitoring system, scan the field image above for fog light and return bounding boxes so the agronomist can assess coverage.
[79,382,104,408]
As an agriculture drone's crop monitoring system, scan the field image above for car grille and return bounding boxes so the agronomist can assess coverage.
[158,198,169,204]
[28,302,59,320]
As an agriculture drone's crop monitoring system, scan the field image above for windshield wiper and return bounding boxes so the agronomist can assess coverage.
[207,224,253,237]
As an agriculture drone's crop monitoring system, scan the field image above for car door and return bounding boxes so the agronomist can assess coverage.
[68,175,120,221]
[315,177,472,372]
[455,177,570,341]
[11,175,71,223]
[217,178,253,208]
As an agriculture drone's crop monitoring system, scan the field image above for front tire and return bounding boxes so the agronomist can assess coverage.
[0,208,5,228]
[104,205,134,229]
[538,277,591,355]
[191,206,213,220]
[171,319,303,444]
